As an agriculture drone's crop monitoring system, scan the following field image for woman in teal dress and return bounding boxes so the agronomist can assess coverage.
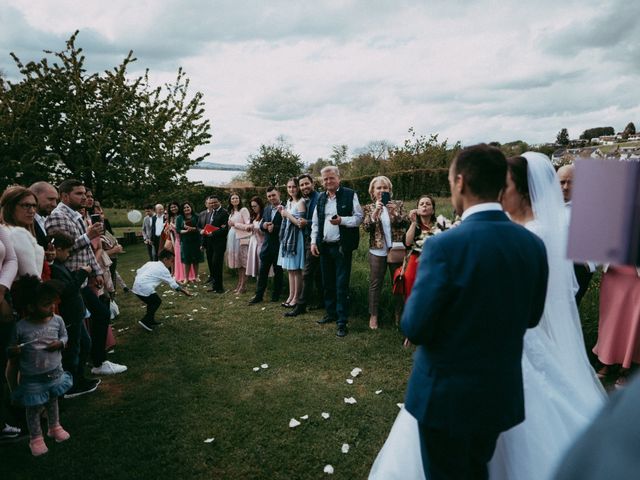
[277,178,306,308]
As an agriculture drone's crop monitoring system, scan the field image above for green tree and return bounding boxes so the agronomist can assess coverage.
[579,126,615,141]
[387,128,460,171]
[622,122,636,139]
[0,31,211,203]
[556,128,570,146]
[246,136,303,186]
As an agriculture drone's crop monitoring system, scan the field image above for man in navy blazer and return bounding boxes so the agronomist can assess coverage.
[401,144,549,479]
[248,186,284,304]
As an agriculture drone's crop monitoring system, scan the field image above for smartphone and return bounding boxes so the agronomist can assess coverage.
[90,214,102,224]
[381,192,391,206]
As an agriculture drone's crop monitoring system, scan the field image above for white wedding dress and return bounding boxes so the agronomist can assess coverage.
[370,153,606,480]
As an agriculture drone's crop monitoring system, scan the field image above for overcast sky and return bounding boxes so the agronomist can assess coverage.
[1,0,639,165]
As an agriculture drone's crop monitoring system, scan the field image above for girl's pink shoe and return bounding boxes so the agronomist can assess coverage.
[29,436,48,456]
[48,425,70,443]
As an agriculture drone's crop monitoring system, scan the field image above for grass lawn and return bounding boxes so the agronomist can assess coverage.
[3,243,414,479]
[3,226,604,479]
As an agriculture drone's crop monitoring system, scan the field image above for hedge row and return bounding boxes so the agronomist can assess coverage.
[154,168,450,208]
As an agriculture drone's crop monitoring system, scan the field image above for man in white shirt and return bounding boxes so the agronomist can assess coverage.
[310,166,363,337]
[558,164,595,305]
[132,250,191,331]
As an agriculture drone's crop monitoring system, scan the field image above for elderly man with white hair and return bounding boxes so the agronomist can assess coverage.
[310,166,363,337]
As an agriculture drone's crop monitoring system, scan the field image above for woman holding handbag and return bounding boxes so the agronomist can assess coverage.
[362,176,408,330]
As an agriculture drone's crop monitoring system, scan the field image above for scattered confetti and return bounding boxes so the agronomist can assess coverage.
[344,397,357,405]
[346,379,353,385]
[261,364,269,369]
[289,418,301,428]
[321,412,330,419]
[203,438,215,443]
[253,367,260,372]
[324,465,334,474]
[235,296,240,300]
[375,390,383,395]
[192,309,199,312]
[341,443,350,454]
[229,301,233,305]
[350,368,362,377]
[261,307,266,311]
[300,415,309,420]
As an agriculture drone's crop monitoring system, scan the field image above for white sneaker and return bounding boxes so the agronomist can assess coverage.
[90,360,128,375]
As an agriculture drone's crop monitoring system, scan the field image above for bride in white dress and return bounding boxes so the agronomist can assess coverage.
[369,152,606,480]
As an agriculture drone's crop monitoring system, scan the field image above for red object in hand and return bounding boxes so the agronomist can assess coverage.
[203,224,219,235]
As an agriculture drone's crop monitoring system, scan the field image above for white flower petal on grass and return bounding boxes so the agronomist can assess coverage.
[344,397,357,404]
[253,367,260,372]
[289,418,301,428]
[350,367,362,377]
[375,390,383,395]
[235,296,240,300]
[203,437,215,443]
[201,307,207,310]
[321,412,330,419]
[192,309,199,312]
[229,301,233,305]
[300,415,309,420]
[261,363,269,369]
[341,443,350,454]
[346,379,353,385]
[397,403,404,409]
[169,302,174,305]
[261,307,266,311]
[324,465,334,474]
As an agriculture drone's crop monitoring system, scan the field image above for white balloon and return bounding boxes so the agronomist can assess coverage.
[127,210,143,224]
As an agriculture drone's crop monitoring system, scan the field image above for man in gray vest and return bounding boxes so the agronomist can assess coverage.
[310,166,363,337]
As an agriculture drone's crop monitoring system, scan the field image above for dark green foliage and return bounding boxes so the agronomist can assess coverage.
[579,126,615,140]
[246,137,303,187]
[0,31,211,203]
[342,168,451,203]
[556,128,570,146]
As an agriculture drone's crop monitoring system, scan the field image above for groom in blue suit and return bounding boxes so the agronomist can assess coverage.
[402,144,549,479]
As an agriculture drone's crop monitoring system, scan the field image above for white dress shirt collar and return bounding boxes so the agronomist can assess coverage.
[461,202,503,221]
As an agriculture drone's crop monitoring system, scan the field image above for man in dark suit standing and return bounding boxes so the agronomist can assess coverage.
[401,144,549,479]
[29,181,59,248]
[150,203,165,261]
[197,195,228,293]
[249,186,284,304]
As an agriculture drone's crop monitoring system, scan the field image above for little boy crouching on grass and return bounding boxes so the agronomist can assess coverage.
[131,250,191,331]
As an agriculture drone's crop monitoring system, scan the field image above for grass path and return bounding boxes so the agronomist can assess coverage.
[4,244,413,479]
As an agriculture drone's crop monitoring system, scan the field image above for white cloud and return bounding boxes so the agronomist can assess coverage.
[2,0,639,166]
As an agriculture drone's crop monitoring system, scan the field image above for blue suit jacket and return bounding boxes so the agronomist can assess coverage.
[259,204,283,256]
[401,210,548,435]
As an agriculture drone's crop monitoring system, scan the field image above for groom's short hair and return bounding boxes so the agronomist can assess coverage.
[452,144,507,200]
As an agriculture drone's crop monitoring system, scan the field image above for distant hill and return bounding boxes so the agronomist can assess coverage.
[192,161,246,171]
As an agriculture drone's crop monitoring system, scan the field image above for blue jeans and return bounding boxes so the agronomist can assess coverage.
[319,244,353,327]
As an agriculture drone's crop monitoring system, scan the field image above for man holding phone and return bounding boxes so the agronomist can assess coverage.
[46,179,127,376]
[310,166,363,337]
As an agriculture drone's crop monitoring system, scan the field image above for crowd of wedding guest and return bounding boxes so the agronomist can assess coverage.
[1,158,639,456]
